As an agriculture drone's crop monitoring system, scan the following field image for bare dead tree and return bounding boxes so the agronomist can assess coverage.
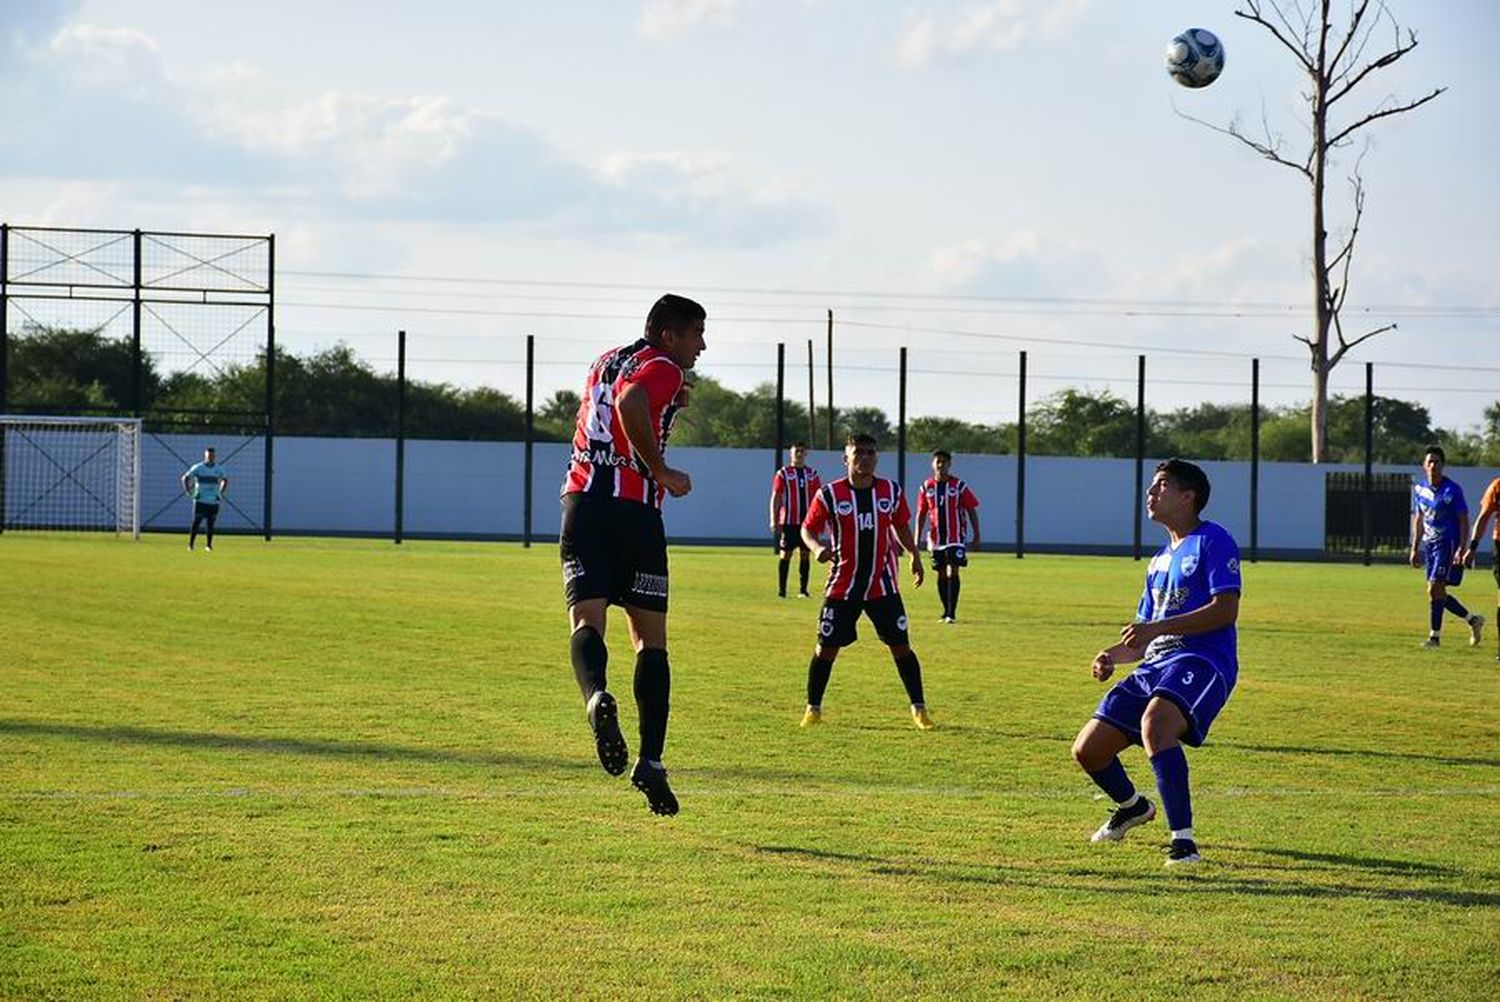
[1177,0,1443,462]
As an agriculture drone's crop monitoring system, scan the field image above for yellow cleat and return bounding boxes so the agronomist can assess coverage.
[912,706,936,731]
[800,707,823,728]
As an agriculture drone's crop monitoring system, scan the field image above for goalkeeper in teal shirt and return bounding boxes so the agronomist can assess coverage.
[181,447,229,551]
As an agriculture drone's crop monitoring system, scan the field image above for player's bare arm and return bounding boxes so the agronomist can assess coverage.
[617,382,690,497]
[1119,591,1240,650]
[968,508,981,552]
[893,519,924,587]
[802,525,831,562]
[1463,499,1497,566]
[1408,512,1423,568]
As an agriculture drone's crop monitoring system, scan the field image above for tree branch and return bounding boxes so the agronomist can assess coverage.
[1327,0,1374,76]
[1327,87,1445,147]
[1329,323,1396,368]
[1175,107,1312,178]
[1236,3,1316,73]
[1328,25,1420,106]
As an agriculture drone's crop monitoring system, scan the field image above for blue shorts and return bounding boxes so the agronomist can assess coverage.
[1093,655,1233,748]
[1422,540,1464,586]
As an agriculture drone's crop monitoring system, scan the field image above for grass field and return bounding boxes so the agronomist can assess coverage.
[2,533,1499,1000]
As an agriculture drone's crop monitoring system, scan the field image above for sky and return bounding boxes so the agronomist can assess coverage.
[3,0,1497,436]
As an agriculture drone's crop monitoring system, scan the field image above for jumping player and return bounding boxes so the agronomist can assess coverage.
[1070,459,1241,866]
[559,293,705,816]
[1460,472,1500,661]
[1410,445,1483,649]
[180,447,228,552]
[799,433,933,730]
[769,442,821,598]
[914,449,981,623]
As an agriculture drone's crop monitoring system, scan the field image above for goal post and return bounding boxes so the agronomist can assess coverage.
[0,415,142,538]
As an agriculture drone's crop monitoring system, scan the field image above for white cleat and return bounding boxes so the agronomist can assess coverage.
[1468,614,1485,647]
[1090,799,1156,843]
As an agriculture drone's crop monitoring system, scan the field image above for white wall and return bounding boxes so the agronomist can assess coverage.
[128,434,1499,556]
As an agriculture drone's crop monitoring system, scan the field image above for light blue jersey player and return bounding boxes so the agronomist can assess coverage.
[1409,445,1483,649]
[180,447,229,551]
[1070,459,1241,866]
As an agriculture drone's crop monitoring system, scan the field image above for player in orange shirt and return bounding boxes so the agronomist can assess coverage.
[1460,475,1500,662]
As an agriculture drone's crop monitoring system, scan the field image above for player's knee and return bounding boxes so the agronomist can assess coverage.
[888,643,912,659]
[1428,581,1446,600]
[1141,703,1186,754]
[1071,729,1105,770]
[814,644,839,662]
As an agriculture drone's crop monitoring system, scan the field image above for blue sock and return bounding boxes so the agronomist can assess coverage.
[1086,757,1137,805]
[1444,595,1470,620]
[1430,600,1444,633]
[1149,746,1193,833]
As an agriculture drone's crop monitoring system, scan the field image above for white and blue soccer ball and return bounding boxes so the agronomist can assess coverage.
[1166,28,1225,89]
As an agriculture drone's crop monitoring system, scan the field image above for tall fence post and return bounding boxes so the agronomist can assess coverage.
[1016,350,1026,559]
[897,346,907,488]
[775,342,785,469]
[1363,361,1374,566]
[524,334,535,548]
[395,330,406,544]
[1250,358,1260,563]
[263,233,275,541]
[1133,354,1145,560]
[806,338,815,445]
[131,229,143,417]
[825,309,834,449]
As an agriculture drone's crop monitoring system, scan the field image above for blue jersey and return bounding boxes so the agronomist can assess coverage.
[186,462,227,504]
[1412,478,1467,544]
[1135,519,1242,684]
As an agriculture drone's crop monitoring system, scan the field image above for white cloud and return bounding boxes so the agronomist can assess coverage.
[640,0,740,42]
[927,230,1104,295]
[894,0,1092,68]
[47,23,164,95]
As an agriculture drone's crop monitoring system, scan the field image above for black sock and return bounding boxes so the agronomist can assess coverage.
[949,574,961,617]
[799,554,810,594]
[1430,600,1444,633]
[189,518,200,546]
[569,626,608,702]
[937,576,951,615]
[806,655,834,706]
[895,651,925,706]
[634,648,671,761]
[1444,594,1470,620]
[778,558,790,596]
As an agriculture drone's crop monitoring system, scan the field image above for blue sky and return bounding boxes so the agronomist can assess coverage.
[3,0,1497,434]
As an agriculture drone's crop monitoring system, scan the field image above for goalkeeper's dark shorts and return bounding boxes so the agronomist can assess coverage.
[192,501,220,521]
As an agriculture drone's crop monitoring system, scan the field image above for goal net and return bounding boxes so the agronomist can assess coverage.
[0,415,142,537]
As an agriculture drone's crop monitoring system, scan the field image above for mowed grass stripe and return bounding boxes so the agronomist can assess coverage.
[2,533,1498,1000]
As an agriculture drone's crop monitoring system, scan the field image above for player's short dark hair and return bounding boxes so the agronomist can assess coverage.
[846,432,877,451]
[932,449,952,461]
[1424,444,1446,464]
[1156,458,1211,513]
[645,294,706,340]
[205,446,216,453]
[790,440,808,450]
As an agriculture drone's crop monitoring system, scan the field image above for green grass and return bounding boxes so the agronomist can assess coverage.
[2,533,1498,1000]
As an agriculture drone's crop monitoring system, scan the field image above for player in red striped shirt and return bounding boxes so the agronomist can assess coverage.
[799,433,934,730]
[768,442,822,598]
[559,293,705,816]
[914,450,982,623]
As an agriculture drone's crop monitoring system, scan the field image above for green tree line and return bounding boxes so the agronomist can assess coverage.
[7,325,1498,462]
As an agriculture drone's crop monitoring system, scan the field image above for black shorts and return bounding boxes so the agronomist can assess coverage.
[816,594,910,649]
[192,501,220,521]
[930,545,968,570]
[560,493,669,613]
[777,525,809,554]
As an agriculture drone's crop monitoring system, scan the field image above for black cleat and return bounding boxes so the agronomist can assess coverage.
[1164,838,1202,866]
[630,759,679,816]
[587,692,629,777]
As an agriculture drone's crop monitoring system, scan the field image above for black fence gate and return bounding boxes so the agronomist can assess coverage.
[1325,471,1412,559]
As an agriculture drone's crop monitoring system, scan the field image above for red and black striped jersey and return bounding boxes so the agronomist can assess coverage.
[915,476,979,550]
[803,477,912,601]
[771,465,822,527]
[562,339,686,509]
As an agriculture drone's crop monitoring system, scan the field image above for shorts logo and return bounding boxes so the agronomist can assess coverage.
[1181,553,1199,577]
[835,501,854,516]
[632,572,669,598]
[562,559,586,584]
[819,620,834,636]
[896,615,908,631]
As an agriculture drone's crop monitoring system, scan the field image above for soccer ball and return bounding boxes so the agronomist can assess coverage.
[1166,28,1225,89]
